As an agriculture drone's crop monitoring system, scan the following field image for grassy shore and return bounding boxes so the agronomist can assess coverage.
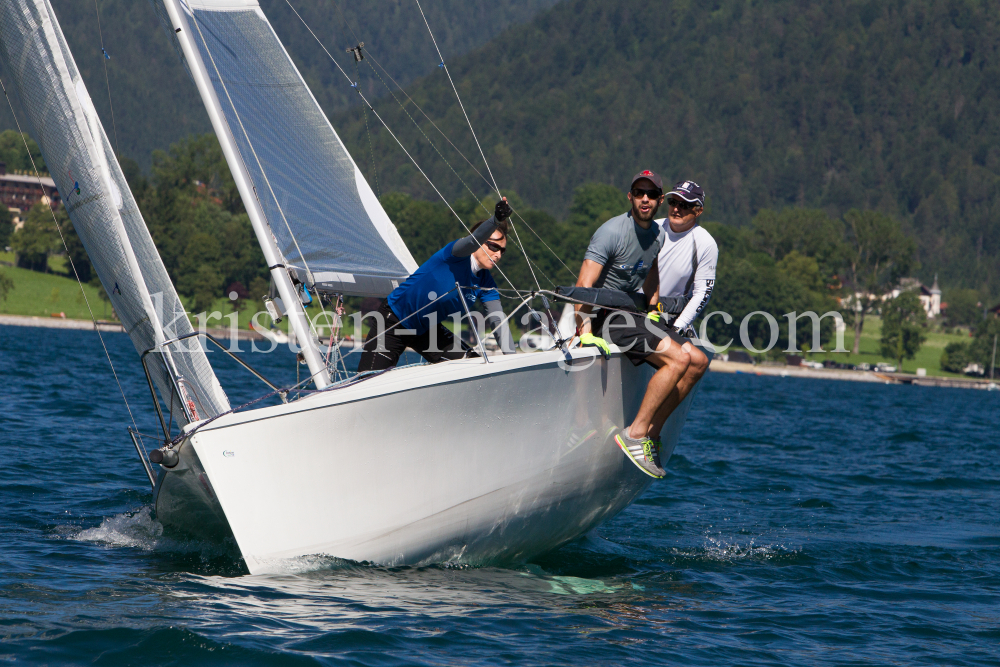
[0,259,112,321]
[729,316,968,377]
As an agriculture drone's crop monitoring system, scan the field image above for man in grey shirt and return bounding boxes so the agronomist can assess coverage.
[573,170,693,479]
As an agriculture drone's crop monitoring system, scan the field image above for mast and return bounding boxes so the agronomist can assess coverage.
[159,0,331,389]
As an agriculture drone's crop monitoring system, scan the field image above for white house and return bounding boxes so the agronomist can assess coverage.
[889,275,941,318]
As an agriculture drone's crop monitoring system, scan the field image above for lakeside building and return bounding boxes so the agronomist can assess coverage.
[845,276,943,319]
[0,162,60,229]
[890,276,942,318]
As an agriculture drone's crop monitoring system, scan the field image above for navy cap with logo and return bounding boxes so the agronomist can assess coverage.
[667,180,705,206]
[630,170,663,191]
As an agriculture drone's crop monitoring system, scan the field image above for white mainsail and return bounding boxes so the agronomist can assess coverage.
[0,0,230,424]
[150,0,418,297]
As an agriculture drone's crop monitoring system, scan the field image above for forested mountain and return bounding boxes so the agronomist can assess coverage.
[329,0,1000,296]
[2,0,997,299]
[0,0,558,168]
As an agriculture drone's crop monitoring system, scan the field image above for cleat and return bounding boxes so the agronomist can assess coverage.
[614,429,666,478]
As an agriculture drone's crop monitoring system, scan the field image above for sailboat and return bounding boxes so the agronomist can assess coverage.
[0,0,706,574]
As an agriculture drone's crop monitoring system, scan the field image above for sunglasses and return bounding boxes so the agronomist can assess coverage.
[666,197,698,211]
[631,187,662,200]
[485,240,506,256]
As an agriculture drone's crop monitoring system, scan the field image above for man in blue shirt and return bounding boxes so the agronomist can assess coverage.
[357,199,516,371]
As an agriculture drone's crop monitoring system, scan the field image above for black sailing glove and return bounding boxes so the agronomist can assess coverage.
[494,197,512,222]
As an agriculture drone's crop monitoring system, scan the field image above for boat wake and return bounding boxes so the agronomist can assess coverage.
[63,507,236,559]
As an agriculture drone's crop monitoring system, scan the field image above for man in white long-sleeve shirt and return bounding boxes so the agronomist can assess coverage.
[646,180,717,438]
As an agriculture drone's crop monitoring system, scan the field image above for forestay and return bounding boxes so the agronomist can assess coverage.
[151,0,418,297]
[0,0,230,424]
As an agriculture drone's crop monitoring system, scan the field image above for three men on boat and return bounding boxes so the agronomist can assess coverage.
[572,172,716,478]
[357,173,716,482]
[357,199,516,371]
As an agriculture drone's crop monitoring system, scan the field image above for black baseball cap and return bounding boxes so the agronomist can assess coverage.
[667,180,705,206]
[630,170,663,191]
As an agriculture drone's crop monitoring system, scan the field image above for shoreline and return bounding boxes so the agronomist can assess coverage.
[3,314,995,390]
[709,359,998,391]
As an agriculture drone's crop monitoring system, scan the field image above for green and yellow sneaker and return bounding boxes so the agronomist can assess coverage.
[614,429,666,478]
[650,439,664,468]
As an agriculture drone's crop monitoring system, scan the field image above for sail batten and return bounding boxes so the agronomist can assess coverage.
[156,0,417,297]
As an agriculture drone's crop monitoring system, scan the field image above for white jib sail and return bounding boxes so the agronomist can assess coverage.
[151,0,418,298]
[0,0,231,424]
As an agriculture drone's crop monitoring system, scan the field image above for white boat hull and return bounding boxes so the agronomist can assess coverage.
[155,347,702,574]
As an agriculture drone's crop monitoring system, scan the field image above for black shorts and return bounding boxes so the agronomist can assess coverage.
[357,301,476,372]
[593,310,687,366]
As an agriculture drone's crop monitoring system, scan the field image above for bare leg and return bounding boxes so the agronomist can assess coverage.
[625,337,690,440]
[647,342,709,439]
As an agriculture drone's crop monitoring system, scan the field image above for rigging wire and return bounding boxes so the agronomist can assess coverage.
[356,56,555,289]
[411,0,499,196]
[92,0,121,159]
[409,0,548,293]
[0,75,146,450]
[324,0,559,289]
[358,49,578,282]
[323,1,497,224]
[279,0,524,292]
[297,0,575,285]
[353,58,381,198]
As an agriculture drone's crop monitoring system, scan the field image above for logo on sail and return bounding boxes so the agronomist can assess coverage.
[64,169,81,204]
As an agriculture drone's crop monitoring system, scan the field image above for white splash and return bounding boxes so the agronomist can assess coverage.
[700,534,793,562]
[65,507,232,557]
[73,507,164,550]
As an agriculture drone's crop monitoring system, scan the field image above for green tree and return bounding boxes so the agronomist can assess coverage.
[969,318,1000,376]
[750,208,846,282]
[11,202,58,271]
[0,130,46,173]
[943,288,982,327]
[59,212,92,283]
[177,230,224,313]
[940,318,1000,375]
[0,204,12,248]
[700,220,840,354]
[940,341,970,373]
[0,271,13,302]
[879,291,928,370]
[842,210,916,354]
[149,134,243,214]
[138,135,268,311]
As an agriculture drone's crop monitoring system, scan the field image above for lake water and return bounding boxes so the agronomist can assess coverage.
[1,324,998,665]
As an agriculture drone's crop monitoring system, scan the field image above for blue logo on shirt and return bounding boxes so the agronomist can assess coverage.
[616,259,644,276]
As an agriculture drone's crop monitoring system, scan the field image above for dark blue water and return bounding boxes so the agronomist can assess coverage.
[2,324,998,665]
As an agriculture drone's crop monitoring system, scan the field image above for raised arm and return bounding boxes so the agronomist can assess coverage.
[452,198,512,257]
